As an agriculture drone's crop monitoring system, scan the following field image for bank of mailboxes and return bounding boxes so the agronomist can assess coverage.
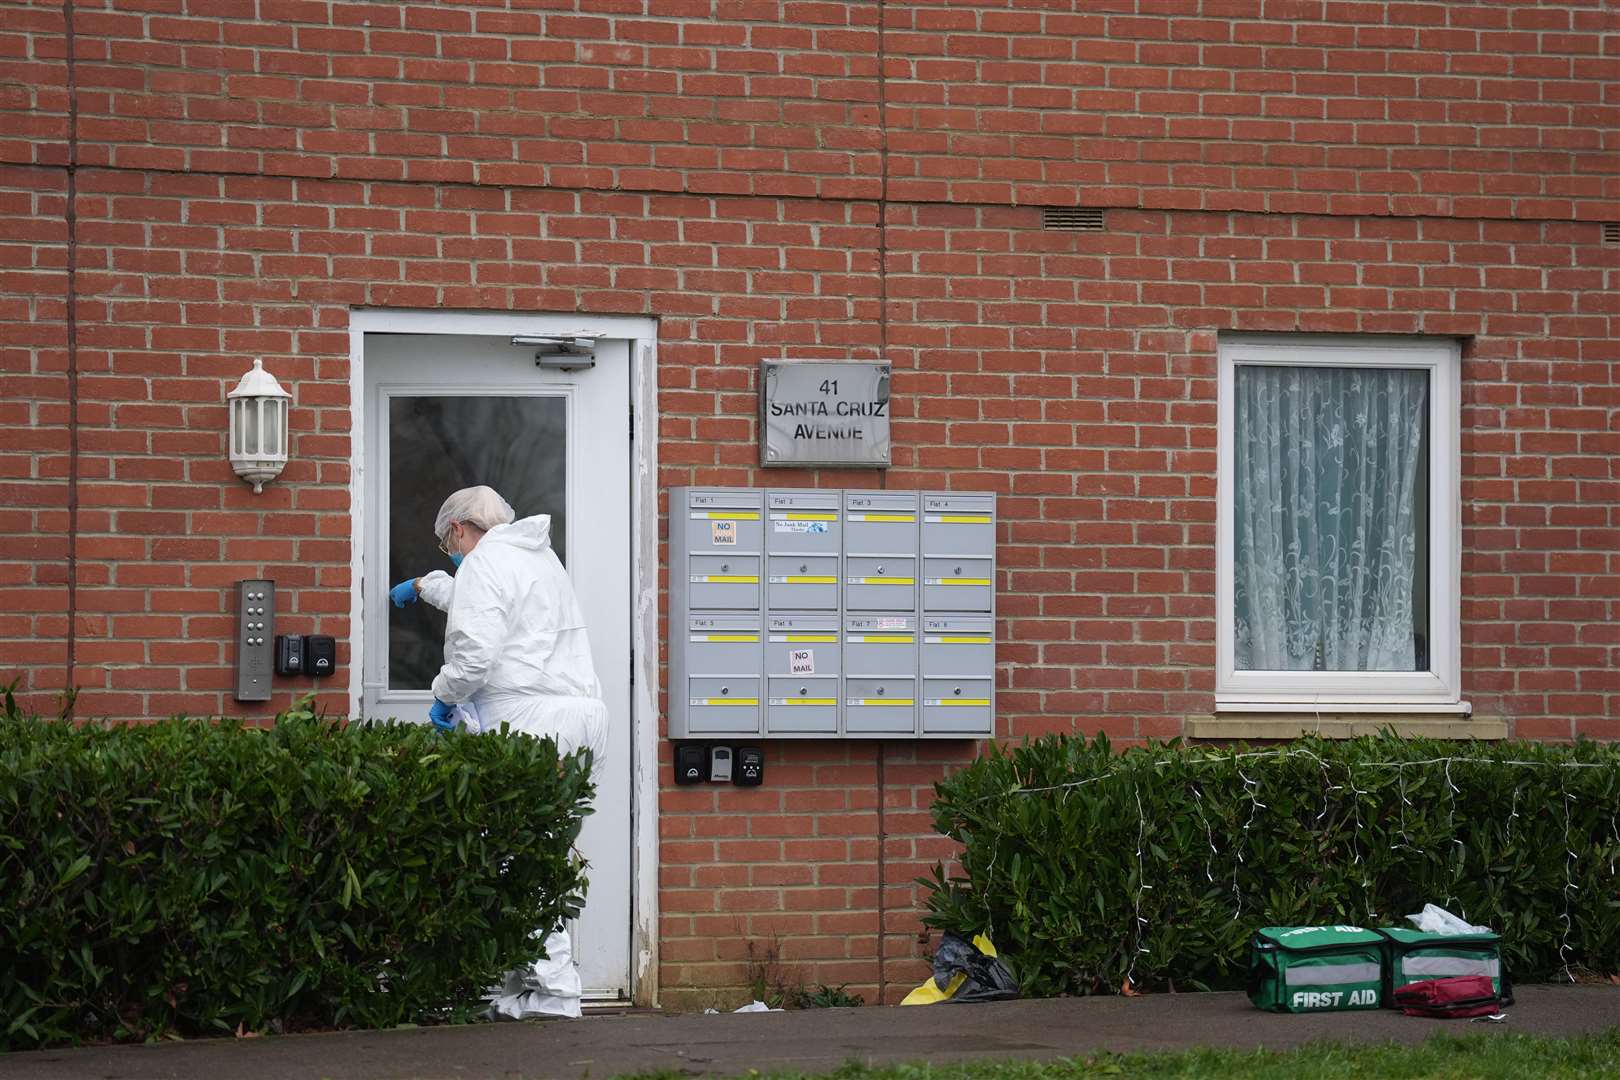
[670,488,996,739]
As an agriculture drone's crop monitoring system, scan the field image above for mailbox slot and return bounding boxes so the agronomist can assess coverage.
[921,677,993,736]
[686,675,762,734]
[844,676,916,735]
[844,554,916,611]
[921,556,993,612]
[688,553,761,610]
[767,676,839,734]
[767,554,840,610]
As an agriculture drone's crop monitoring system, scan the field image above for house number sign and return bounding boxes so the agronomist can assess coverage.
[760,359,891,468]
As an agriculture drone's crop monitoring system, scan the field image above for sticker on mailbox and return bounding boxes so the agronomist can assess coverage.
[789,649,815,675]
[711,520,737,545]
[772,514,833,534]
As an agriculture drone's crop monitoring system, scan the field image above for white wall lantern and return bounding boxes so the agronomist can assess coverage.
[226,359,291,493]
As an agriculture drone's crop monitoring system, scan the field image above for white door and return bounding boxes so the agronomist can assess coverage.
[360,330,631,1000]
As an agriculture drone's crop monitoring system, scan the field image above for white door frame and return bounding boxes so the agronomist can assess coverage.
[347,308,661,1006]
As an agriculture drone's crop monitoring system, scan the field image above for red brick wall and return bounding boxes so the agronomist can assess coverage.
[3,0,1617,1006]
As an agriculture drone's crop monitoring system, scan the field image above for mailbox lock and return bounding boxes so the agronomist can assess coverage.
[720,685,729,695]
[954,565,962,575]
[876,686,886,696]
[721,562,730,572]
[953,686,962,696]
[799,563,808,573]
[876,564,885,574]
[799,686,808,695]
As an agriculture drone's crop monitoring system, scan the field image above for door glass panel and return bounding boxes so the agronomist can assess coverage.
[388,395,568,689]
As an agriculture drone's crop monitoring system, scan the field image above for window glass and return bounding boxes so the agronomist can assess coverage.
[1232,365,1430,673]
[387,395,568,690]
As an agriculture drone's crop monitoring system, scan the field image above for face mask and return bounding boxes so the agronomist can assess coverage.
[448,552,463,569]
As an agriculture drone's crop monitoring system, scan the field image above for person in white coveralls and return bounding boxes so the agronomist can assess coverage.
[390,484,608,1020]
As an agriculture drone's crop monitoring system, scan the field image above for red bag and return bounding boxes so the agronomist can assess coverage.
[1393,975,1503,1018]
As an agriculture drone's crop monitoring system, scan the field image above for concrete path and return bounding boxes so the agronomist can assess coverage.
[3,985,1616,1080]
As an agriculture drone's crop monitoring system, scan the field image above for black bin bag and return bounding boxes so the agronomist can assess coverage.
[933,931,1019,1003]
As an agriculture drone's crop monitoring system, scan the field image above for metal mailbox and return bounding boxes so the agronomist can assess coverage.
[844,554,916,611]
[670,487,995,740]
[686,489,764,554]
[921,556,993,612]
[921,493,994,556]
[688,553,761,610]
[766,490,841,556]
[920,677,992,735]
[686,675,763,734]
[676,615,762,737]
[767,554,839,610]
[921,494,995,612]
[844,676,917,735]
[844,490,918,554]
[921,616,994,736]
[921,616,994,678]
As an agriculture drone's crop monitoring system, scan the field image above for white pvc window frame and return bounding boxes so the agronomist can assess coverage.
[1216,334,1466,714]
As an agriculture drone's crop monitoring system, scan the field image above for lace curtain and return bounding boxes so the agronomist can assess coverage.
[1233,365,1429,672]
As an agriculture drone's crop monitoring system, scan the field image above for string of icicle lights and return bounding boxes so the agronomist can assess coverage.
[968,747,1619,989]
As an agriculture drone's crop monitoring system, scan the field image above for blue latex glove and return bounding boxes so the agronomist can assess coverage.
[428,698,455,732]
[389,579,418,608]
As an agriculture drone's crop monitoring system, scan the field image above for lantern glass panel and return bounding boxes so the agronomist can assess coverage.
[264,398,283,457]
[236,399,258,456]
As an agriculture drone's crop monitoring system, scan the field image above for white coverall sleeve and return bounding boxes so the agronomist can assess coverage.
[430,556,509,705]
[416,570,454,611]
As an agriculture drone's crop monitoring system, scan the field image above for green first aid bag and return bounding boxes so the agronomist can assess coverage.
[1378,927,1512,1005]
[1248,926,1385,1013]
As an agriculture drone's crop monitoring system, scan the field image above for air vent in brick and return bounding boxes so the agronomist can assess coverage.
[1042,207,1105,231]
[1603,222,1620,246]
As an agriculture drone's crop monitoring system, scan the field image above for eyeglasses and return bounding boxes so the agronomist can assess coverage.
[437,523,458,556]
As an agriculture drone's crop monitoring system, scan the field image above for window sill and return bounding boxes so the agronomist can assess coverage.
[1189,709,1505,741]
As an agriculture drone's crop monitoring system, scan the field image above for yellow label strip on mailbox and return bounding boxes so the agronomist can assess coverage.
[689,697,759,706]
[924,635,993,644]
[925,698,991,706]
[690,634,759,642]
[690,575,760,583]
[925,514,992,524]
[769,634,838,642]
[769,698,837,706]
[846,577,915,585]
[768,576,838,584]
[845,634,914,643]
[689,511,760,520]
[847,698,915,707]
[923,577,992,586]
[771,513,837,521]
[846,513,916,522]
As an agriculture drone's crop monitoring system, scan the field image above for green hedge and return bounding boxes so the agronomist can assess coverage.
[0,689,594,1049]
[922,734,1620,997]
